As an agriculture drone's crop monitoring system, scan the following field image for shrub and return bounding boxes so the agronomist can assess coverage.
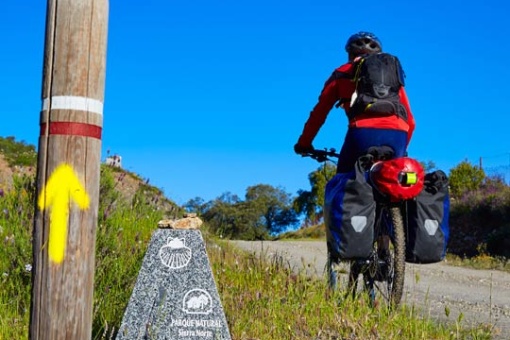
[486,225,510,258]
[448,160,485,198]
[449,176,510,257]
[0,136,37,167]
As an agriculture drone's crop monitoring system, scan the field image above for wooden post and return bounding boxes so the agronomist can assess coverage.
[30,1,109,339]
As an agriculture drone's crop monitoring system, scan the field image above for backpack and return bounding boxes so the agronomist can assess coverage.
[349,52,408,121]
[405,170,450,263]
[324,158,375,260]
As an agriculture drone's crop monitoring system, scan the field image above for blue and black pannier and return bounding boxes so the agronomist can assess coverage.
[405,170,450,263]
[324,159,375,260]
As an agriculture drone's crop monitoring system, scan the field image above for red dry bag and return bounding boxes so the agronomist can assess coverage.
[369,157,425,202]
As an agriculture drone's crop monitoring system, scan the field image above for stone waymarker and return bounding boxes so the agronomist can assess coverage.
[116,215,231,340]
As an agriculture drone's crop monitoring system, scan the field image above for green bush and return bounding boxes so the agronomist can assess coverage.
[449,177,510,257]
[448,160,486,198]
[486,225,510,258]
[0,136,37,167]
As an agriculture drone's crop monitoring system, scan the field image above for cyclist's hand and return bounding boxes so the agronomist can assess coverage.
[294,143,314,155]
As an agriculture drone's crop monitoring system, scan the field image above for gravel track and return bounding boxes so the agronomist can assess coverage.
[230,240,510,339]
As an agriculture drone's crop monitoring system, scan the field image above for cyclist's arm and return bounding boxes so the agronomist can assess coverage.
[296,80,339,146]
[296,66,355,147]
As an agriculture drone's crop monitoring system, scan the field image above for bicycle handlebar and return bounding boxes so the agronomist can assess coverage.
[302,146,399,168]
[301,148,341,163]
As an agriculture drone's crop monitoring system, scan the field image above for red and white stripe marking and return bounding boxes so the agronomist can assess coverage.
[41,96,103,139]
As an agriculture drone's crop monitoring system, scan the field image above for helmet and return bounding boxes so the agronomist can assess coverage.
[345,31,382,55]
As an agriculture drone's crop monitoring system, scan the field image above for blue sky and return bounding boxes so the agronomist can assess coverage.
[2,1,510,205]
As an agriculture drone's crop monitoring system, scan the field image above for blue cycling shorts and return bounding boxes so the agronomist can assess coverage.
[336,127,408,173]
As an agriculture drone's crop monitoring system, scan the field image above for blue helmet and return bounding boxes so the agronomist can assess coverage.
[345,31,382,55]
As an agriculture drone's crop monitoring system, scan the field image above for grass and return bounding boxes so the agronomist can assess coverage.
[0,174,35,339]
[0,161,499,339]
[0,167,170,339]
[445,253,510,273]
[276,223,325,240]
[210,240,493,340]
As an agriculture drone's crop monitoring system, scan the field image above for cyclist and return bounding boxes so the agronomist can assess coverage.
[294,31,415,173]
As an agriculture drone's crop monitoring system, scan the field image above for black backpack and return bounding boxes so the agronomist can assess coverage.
[349,52,408,121]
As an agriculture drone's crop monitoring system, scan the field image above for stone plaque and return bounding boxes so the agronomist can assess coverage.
[116,229,231,340]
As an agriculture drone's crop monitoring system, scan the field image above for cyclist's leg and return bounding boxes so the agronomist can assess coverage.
[336,128,360,173]
[336,127,408,173]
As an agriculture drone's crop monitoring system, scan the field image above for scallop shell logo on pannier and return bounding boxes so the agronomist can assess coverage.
[159,237,192,269]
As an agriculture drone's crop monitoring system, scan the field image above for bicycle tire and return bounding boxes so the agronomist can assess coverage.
[388,205,405,306]
[326,206,406,307]
[361,205,406,307]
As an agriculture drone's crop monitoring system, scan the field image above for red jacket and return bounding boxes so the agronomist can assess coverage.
[297,61,415,147]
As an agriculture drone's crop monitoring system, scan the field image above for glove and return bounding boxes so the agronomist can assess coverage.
[294,143,313,155]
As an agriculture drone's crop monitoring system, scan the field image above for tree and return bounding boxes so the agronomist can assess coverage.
[201,190,277,239]
[202,196,251,239]
[420,160,437,173]
[293,162,336,226]
[183,196,209,215]
[216,192,241,205]
[293,189,316,226]
[449,160,486,198]
[245,184,299,234]
[201,185,299,238]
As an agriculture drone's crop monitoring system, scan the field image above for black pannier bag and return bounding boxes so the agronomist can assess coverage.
[324,159,375,260]
[405,170,450,263]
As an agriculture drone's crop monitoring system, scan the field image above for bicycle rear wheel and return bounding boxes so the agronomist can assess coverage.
[387,205,406,306]
[327,205,406,307]
[361,205,406,307]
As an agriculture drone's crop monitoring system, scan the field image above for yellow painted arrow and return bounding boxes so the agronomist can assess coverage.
[38,164,90,264]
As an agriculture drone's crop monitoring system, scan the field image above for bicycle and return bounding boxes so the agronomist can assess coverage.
[303,147,423,308]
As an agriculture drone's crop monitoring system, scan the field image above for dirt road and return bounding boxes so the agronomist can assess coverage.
[230,240,510,339]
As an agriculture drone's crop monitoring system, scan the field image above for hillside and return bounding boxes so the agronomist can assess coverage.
[0,154,36,192]
[103,164,182,218]
[0,136,182,218]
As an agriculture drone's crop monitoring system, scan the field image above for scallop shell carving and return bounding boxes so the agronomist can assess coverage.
[159,237,192,269]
